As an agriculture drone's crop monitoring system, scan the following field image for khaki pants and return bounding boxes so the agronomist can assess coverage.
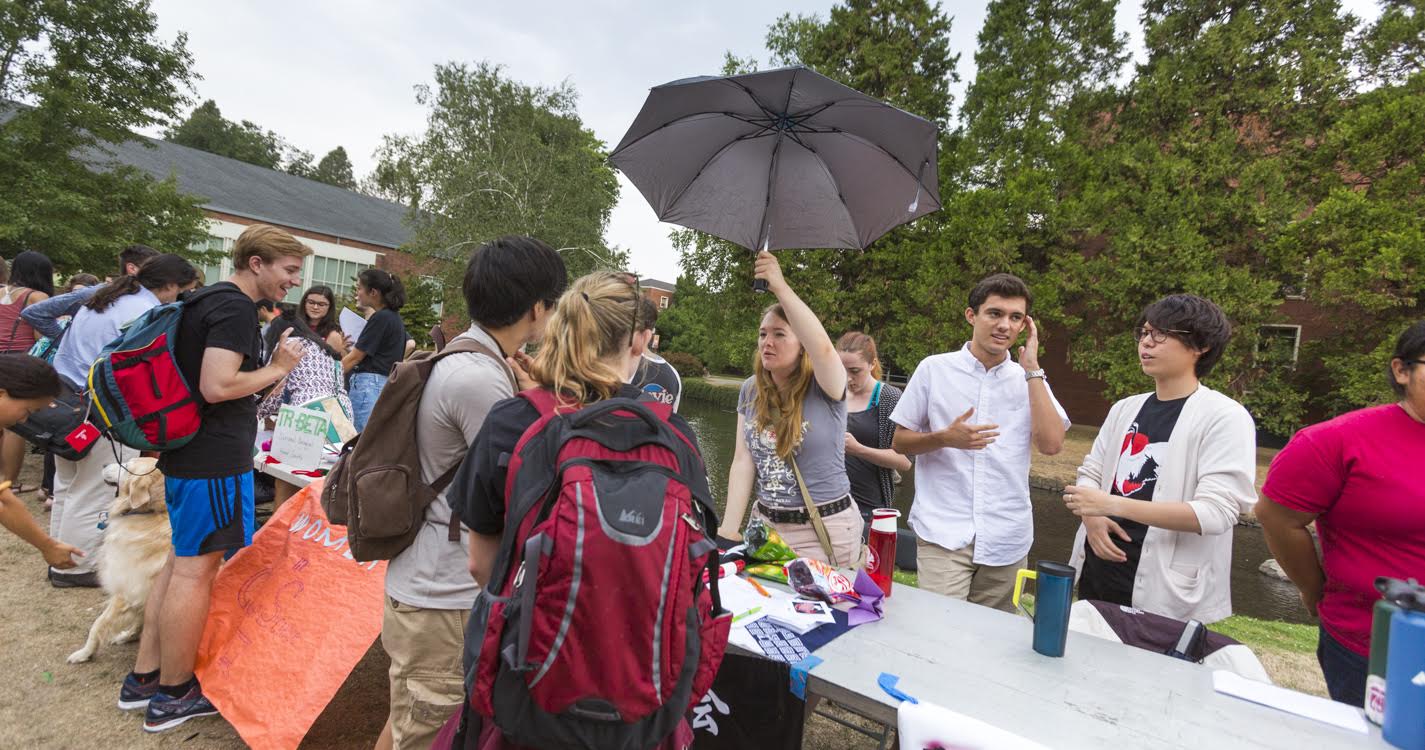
[916,538,1026,613]
[382,597,469,750]
[754,502,866,570]
[51,436,136,576]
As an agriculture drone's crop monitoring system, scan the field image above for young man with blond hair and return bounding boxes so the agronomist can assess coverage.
[120,224,312,733]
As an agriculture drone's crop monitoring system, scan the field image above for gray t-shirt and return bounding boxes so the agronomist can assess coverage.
[384,326,514,610]
[738,376,851,508]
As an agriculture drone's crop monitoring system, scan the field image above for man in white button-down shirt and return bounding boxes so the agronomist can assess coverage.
[891,274,1071,611]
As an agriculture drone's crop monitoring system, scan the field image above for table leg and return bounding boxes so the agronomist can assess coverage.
[272,478,299,513]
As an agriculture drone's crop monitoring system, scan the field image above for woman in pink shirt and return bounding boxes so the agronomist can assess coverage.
[1258,320,1425,705]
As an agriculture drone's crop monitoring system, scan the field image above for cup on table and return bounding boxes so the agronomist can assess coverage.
[1012,561,1076,658]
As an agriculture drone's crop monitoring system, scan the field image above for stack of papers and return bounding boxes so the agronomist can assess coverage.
[765,597,836,634]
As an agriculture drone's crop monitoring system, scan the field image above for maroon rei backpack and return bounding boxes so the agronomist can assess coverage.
[468,389,730,749]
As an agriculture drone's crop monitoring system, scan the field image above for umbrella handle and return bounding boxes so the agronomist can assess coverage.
[752,278,769,294]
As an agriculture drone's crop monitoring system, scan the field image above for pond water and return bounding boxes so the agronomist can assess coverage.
[679,397,1310,624]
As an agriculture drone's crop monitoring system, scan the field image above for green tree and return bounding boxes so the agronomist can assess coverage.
[1270,3,1425,414]
[1057,0,1356,435]
[896,0,1129,377]
[399,274,445,347]
[313,146,356,189]
[671,0,962,376]
[165,99,285,169]
[374,62,623,287]
[0,0,207,272]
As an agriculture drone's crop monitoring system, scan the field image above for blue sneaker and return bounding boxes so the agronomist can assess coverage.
[117,671,159,711]
[143,681,219,733]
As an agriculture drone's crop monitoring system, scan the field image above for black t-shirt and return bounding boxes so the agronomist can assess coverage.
[455,385,701,536]
[158,283,261,479]
[845,405,885,512]
[1078,393,1189,606]
[353,308,406,376]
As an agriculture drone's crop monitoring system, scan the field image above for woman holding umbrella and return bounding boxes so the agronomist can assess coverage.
[717,251,863,567]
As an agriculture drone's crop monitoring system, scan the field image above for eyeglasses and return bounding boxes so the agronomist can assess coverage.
[305,300,329,308]
[1405,359,1424,368]
[1133,326,1192,344]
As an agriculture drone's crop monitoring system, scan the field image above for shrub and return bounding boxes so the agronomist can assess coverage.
[661,351,705,377]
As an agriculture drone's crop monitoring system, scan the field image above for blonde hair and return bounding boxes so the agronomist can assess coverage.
[530,272,639,410]
[837,331,883,381]
[748,303,815,461]
[232,224,312,272]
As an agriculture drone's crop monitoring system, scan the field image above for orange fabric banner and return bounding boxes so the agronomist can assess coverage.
[195,481,387,750]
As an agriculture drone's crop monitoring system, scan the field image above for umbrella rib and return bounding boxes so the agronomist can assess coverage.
[609,111,764,158]
[657,138,744,222]
[784,136,862,248]
[757,132,787,250]
[809,100,940,198]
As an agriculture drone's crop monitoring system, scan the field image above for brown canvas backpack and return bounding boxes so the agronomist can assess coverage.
[321,336,514,561]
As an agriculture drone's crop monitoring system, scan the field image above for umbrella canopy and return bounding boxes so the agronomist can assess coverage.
[610,66,940,252]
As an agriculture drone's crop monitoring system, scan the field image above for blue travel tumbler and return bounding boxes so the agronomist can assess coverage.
[1383,607,1425,750]
[1013,561,1076,657]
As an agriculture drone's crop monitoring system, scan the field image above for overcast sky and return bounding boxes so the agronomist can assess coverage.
[147,0,1381,283]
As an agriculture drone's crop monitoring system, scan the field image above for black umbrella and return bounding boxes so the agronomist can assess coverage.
[610,66,940,255]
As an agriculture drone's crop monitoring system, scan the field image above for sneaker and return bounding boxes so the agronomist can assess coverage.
[143,681,219,733]
[117,672,159,711]
[48,569,100,588]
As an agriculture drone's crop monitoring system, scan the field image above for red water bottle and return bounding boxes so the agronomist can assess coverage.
[866,508,900,596]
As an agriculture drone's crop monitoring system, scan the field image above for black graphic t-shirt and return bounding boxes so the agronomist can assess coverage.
[1078,393,1189,606]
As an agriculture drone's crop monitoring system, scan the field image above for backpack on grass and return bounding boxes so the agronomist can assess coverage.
[321,337,511,561]
[86,285,245,452]
[467,390,731,750]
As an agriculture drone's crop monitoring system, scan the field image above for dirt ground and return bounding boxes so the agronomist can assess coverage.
[0,453,884,749]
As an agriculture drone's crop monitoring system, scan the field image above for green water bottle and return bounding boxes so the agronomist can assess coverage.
[1367,597,1400,724]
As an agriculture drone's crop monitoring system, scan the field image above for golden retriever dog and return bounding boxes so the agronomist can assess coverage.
[68,457,170,664]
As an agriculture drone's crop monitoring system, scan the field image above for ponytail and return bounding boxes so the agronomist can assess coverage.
[85,276,142,313]
[529,272,639,410]
[359,268,406,311]
[86,254,197,313]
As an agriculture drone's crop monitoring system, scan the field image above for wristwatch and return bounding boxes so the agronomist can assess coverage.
[1024,369,1046,381]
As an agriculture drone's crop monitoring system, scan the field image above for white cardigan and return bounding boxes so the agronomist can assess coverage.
[1068,387,1257,624]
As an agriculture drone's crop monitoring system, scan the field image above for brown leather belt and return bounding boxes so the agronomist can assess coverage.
[756,495,852,526]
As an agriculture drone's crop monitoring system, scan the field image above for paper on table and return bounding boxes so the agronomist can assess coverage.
[1212,670,1368,734]
[339,308,366,342]
[766,597,836,634]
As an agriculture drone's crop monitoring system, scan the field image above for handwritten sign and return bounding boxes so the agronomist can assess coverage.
[196,483,386,750]
[271,404,330,470]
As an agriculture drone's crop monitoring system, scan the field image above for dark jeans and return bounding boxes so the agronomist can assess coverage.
[1317,625,1367,706]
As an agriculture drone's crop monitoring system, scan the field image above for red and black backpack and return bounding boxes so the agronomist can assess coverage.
[467,389,730,750]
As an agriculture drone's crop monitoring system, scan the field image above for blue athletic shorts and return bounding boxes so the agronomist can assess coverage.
[165,473,255,558]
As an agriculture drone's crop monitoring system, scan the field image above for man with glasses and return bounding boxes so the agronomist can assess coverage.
[1063,294,1257,624]
[892,273,1069,611]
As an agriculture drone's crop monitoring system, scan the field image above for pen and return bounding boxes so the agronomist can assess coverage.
[732,606,762,624]
[747,577,772,598]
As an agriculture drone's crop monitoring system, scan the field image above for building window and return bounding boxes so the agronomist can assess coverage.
[1256,325,1302,369]
[422,275,445,318]
[309,255,371,302]
[188,236,228,287]
[658,295,669,309]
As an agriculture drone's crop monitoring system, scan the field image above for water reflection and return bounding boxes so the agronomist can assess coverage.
[680,397,1310,624]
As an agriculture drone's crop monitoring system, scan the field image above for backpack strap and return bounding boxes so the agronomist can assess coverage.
[8,290,34,343]
[435,337,517,542]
